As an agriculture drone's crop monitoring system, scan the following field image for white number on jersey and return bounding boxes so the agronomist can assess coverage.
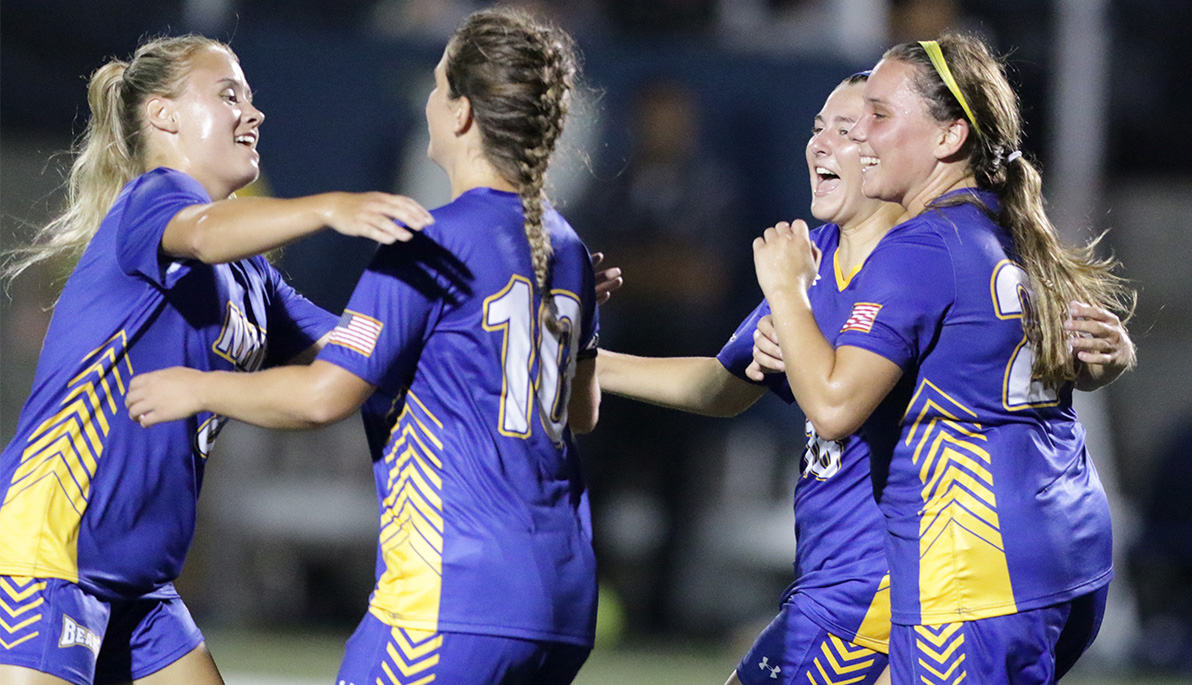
[803,420,844,480]
[991,260,1059,409]
[483,275,582,442]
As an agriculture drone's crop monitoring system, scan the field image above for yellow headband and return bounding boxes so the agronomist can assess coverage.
[918,40,982,139]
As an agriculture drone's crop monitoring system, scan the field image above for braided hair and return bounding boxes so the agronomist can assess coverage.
[445,8,578,325]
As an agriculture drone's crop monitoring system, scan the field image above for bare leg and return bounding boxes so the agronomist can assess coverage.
[873,665,891,685]
[0,664,74,684]
[724,670,744,685]
[125,642,224,685]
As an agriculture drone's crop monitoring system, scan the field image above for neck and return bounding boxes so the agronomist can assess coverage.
[445,148,518,199]
[902,164,976,217]
[143,148,234,200]
[836,202,906,271]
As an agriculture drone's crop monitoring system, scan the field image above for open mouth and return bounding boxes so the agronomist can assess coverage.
[235,133,257,148]
[860,156,879,171]
[814,166,841,195]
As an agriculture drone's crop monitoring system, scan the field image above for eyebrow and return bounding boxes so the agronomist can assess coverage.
[217,77,253,101]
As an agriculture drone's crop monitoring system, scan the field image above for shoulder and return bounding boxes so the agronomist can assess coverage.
[809,222,840,249]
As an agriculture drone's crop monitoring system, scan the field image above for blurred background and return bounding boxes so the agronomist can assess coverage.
[3,0,1191,683]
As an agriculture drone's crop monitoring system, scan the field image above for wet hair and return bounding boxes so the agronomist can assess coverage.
[883,33,1134,387]
[3,35,235,282]
[444,8,578,321]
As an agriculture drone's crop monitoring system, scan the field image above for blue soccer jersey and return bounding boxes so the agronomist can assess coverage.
[718,223,894,652]
[317,187,599,647]
[0,168,336,599]
[834,189,1113,626]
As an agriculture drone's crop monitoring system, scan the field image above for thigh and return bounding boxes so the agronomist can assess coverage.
[735,602,887,685]
[889,606,1069,685]
[94,595,207,684]
[335,612,590,685]
[0,576,109,685]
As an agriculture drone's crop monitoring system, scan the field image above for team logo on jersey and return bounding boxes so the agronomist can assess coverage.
[840,302,882,333]
[212,302,267,371]
[59,615,101,655]
[195,414,228,459]
[803,420,845,479]
[329,310,383,357]
[758,656,782,679]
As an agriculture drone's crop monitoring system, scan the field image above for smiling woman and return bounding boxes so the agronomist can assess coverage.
[0,34,432,685]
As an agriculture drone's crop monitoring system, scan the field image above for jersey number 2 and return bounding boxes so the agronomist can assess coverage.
[484,275,581,442]
[992,260,1059,409]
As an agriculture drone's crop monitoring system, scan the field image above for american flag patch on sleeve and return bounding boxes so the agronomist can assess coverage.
[329,310,383,357]
[840,302,882,334]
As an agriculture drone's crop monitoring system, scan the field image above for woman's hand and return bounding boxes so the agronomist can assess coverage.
[318,192,434,245]
[752,220,820,301]
[591,252,624,305]
[1067,300,1136,389]
[126,367,208,427]
[746,314,785,382]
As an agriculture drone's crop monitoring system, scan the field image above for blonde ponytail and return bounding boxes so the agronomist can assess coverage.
[3,35,235,283]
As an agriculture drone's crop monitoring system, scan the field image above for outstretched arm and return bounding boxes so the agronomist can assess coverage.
[1068,300,1137,391]
[597,350,765,417]
[126,360,374,430]
[162,192,434,264]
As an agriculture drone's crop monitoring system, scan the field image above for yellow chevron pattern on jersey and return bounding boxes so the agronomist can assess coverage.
[371,391,445,631]
[375,627,441,685]
[905,379,1015,623]
[0,577,47,650]
[806,634,879,685]
[914,624,967,685]
[0,333,132,581]
[853,573,891,653]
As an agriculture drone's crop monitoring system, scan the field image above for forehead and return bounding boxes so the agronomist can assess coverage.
[818,82,865,120]
[864,58,922,104]
[184,46,246,85]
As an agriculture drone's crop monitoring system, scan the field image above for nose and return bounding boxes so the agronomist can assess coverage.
[244,101,265,127]
[808,129,829,156]
[849,113,870,143]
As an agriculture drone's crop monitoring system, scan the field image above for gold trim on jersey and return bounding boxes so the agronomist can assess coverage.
[806,634,880,685]
[852,572,891,653]
[370,391,445,632]
[913,623,967,684]
[0,576,46,650]
[365,625,442,685]
[905,379,1016,623]
[0,333,132,581]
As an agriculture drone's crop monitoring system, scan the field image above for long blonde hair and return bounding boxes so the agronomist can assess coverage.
[885,34,1135,387]
[2,35,235,283]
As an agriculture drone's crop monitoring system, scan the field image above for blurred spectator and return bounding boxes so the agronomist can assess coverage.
[573,78,749,635]
[1129,417,1192,673]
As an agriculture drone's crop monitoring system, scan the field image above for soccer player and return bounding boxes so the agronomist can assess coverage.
[126,9,602,684]
[599,72,902,685]
[0,35,432,684]
[752,33,1135,684]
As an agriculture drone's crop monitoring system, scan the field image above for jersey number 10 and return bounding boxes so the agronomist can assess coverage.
[484,275,582,443]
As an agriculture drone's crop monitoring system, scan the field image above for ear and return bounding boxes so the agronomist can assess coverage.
[452,95,474,136]
[935,119,970,160]
[144,96,179,134]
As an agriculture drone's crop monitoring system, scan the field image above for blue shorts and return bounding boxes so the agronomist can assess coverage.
[0,576,204,685]
[336,610,592,685]
[889,586,1108,684]
[736,601,888,685]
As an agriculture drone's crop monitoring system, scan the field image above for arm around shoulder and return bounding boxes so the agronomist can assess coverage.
[569,357,600,434]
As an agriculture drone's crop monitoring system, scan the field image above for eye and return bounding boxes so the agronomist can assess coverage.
[838,128,851,136]
[221,89,238,103]
[811,126,823,136]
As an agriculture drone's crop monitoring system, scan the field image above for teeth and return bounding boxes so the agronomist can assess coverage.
[860,156,878,168]
[235,135,254,145]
